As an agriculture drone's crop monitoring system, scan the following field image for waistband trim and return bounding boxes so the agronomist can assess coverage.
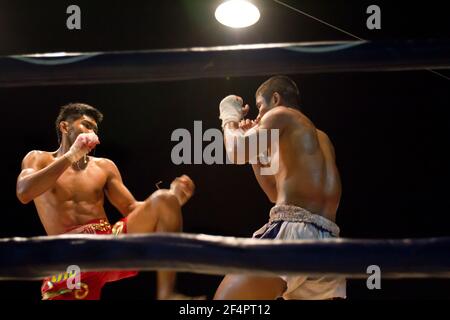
[269,205,340,236]
[66,219,111,234]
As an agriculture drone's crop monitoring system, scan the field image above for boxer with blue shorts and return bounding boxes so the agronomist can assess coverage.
[215,76,346,300]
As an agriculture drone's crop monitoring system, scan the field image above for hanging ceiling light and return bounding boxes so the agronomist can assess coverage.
[215,0,261,29]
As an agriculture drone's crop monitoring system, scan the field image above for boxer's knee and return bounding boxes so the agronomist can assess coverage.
[145,190,182,232]
[144,189,172,207]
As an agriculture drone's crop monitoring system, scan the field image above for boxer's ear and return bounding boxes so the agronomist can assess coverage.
[59,121,70,135]
[272,92,282,106]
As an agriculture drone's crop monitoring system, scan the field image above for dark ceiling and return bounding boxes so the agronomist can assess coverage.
[0,0,448,55]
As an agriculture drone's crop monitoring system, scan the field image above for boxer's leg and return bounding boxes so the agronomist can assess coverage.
[126,189,182,299]
[126,189,182,234]
[214,274,286,300]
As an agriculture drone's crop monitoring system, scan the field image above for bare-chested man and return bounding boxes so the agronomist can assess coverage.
[215,76,346,300]
[16,103,195,300]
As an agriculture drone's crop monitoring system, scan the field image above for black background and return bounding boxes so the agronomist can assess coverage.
[0,0,449,300]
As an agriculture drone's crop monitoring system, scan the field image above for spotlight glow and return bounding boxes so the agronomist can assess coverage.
[215,0,260,29]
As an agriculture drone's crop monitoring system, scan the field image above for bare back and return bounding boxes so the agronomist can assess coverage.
[262,107,341,221]
[22,151,110,235]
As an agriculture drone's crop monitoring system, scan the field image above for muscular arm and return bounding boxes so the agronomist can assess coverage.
[102,159,142,216]
[223,108,293,202]
[223,107,289,165]
[16,151,72,204]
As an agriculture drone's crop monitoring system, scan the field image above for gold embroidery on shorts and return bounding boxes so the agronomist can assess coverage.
[42,282,89,300]
[42,288,73,300]
[112,221,124,235]
[74,283,89,300]
[50,271,78,284]
[81,219,112,233]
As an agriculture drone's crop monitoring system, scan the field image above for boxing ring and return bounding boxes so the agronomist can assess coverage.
[1,39,450,87]
[1,234,450,280]
[1,39,450,281]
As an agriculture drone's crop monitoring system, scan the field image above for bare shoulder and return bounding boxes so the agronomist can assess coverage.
[260,106,297,128]
[21,150,53,169]
[316,129,330,141]
[261,106,312,130]
[94,157,117,169]
[264,106,294,118]
[22,150,52,161]
[93,157,121,174]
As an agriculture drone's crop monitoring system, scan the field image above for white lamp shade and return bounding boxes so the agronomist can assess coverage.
[215,0,261,28]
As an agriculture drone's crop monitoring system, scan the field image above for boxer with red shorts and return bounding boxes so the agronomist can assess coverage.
[17,103,195,300]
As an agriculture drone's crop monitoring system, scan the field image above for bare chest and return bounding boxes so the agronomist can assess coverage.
[50,164,107,202]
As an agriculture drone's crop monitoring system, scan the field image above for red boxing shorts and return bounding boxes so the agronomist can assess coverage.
[41,218,138,300]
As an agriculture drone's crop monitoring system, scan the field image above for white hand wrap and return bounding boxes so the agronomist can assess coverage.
[65,144,87,164]
[65,133,97,163]
[219,95,243,128]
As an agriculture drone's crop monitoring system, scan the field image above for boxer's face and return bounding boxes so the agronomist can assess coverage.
[65,115,98,145]
[255,94,266,119]
[255,94,273,121]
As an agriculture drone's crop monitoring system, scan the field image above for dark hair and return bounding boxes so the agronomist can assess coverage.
[55,103,103,143]
[256,75,300,108]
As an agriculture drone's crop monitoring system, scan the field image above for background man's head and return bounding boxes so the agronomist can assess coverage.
[255,75,300,118]
[55,103,103,145]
